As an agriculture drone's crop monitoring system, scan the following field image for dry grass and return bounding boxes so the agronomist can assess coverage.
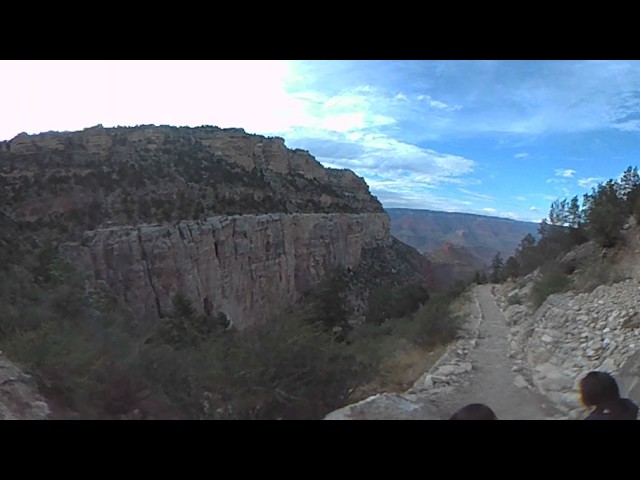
[381,343,448,392]
[349,343,448,401]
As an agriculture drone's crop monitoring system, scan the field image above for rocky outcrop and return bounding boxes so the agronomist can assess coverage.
[495,278,640,418]
[0,355,51,420]
[324,393,440,420]
[63,213,392,328]
[1,125,382,227]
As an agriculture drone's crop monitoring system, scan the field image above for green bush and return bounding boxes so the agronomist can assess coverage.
[144,313,371,420]
[398,295,462,347]
[531,263,571,308]
[365,282,429,324]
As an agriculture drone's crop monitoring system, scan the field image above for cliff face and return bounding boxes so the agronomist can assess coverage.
[0,125,382,230]
[63,213,392,328]
[1,125,429,330]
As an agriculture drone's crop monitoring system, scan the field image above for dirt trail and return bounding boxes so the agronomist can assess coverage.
[430,284,564,420]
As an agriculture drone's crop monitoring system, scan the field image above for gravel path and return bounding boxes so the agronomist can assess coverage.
[425,285,565,420]
[325,284,570,420]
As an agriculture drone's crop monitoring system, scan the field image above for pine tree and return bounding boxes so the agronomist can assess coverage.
[583,180,626,247]
[489,252,504,283]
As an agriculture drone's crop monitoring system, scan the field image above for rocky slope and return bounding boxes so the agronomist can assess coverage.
[487,225,640,418]
[0,354,51,420]
[495,277,640,418]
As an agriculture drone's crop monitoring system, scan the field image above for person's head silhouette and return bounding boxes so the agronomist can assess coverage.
[449,403,497,420]
[579,371,638,420]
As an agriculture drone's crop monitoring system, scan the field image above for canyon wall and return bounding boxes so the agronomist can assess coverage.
[64,213,391,328]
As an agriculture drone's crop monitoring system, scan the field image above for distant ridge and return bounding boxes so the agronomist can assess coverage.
[386,207,539,224]
[386,207,540,265]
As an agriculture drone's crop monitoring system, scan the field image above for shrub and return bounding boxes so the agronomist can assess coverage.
[400,295,462,347]
[145,313,371,420]
[154,292,228,349]
[531,262,571,308]
[365,282,429,325]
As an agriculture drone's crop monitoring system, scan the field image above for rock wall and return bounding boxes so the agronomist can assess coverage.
[63,212,391,328]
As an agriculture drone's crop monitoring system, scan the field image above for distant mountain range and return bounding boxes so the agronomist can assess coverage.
[386,208,540,285]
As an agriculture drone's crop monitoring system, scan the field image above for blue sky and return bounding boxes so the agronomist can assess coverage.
[3,60,640,222]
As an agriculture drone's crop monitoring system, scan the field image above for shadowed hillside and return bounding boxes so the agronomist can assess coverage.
[386,208,539,264]
[428,241,486,289]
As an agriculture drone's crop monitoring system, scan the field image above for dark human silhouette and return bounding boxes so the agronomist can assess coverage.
[579,371,638,420]
[449,403,498,420]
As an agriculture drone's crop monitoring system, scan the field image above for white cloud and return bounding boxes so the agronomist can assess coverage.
[529,206,539,211]
[555,168,576,178]
[285,87,399,136]
[458,188,494,201]
[430,100,450,109]
[319,113,366,132]
[515,196,527,201]
[482,208,497,213]
[578,177,605,189]
[416,94,462,112]
[614,119,640,131]
[290,131,477,186]
[514,152,529,158]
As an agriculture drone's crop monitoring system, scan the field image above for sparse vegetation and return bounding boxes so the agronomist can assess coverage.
[493,165,640,308]
[365,282,430,325]
[0,235,467,419]
[531,261,571,308]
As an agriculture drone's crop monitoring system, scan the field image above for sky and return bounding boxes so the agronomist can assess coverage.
[3,60,640,223]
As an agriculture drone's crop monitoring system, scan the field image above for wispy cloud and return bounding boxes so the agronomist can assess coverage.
[299,60,640,138]
[416,94,462,112]
[555,168,576,178]
[578,177,606,189]
[514,152,529,158]
[458,188,494,201]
